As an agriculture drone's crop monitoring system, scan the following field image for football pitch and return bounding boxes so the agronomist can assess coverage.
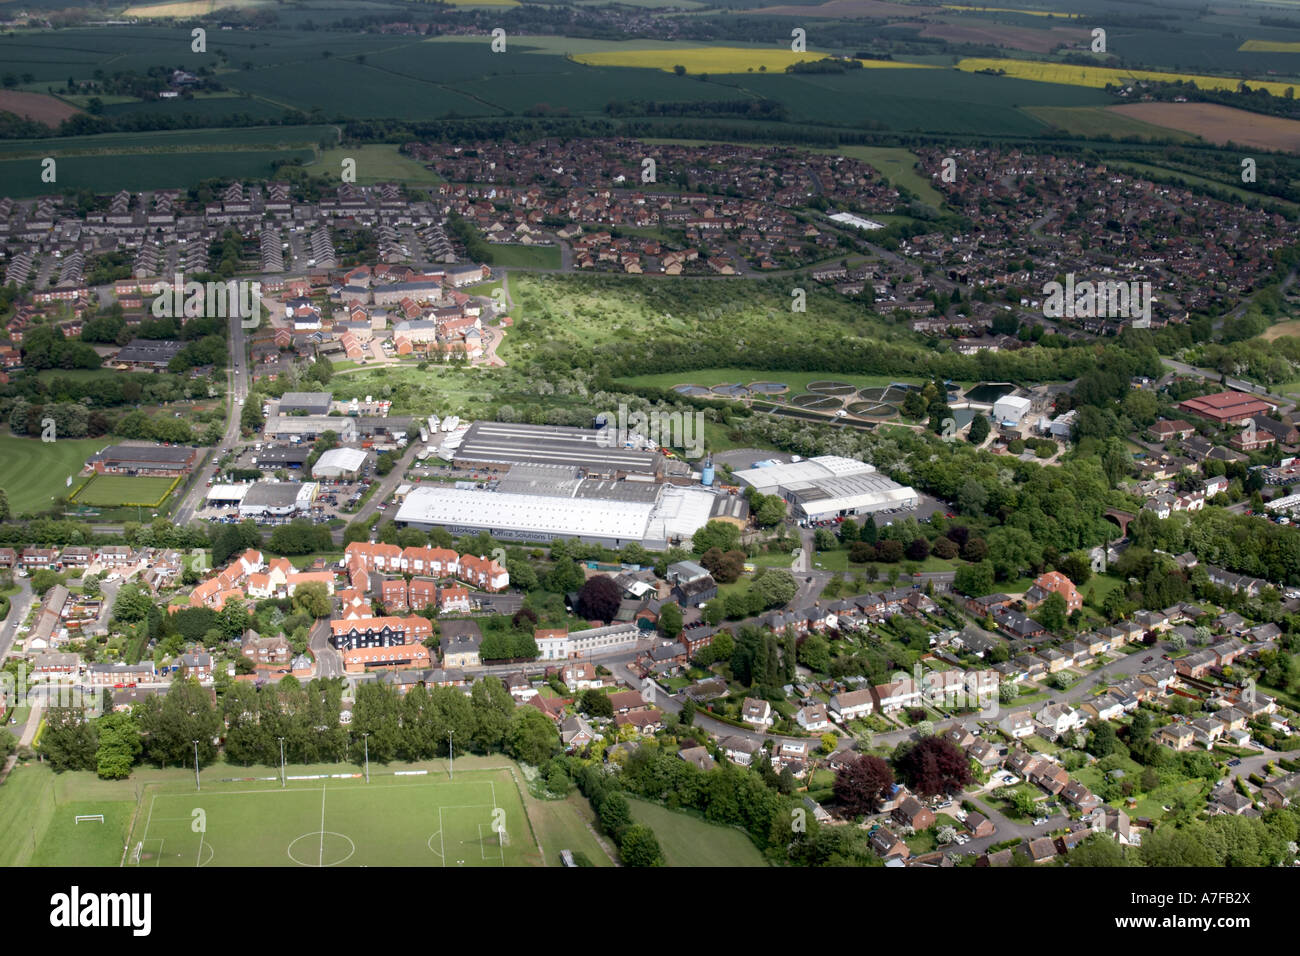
[125,767,534,867]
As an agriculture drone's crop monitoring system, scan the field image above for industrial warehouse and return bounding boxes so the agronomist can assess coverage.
[731,456,919,522]
[394,480,739,549]
[452,420,682,478]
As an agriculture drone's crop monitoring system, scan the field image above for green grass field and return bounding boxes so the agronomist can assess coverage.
[1021,105,1197,143]
[489,244,563,269]
[627,797,768,866]
[312,145,444,185]
[617,367,924,393]
[70,474,179,508]
[125,760,537,867]
[0,758,580,867]
[0,434,107,517]
[823,145,947,209]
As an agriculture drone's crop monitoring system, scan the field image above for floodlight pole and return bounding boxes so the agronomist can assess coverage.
[448,729,454,780]
[362,732,370,783]
[278,736,285,788]
[192,740,200,792]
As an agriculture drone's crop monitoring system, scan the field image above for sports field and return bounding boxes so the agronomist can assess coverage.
[0,435,107,517]
[70,474,179,508]
[126,764,536,867]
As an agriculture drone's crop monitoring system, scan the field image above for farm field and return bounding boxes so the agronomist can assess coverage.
[70,474,179,508]
[122,0,273,15]
[956,57,1300,97]
[627,797,769,866]
[1109,102,1300,152]
[0,91,82,125]
[0,149,314,198]
[312,145,444,185]
[0,124,338,158]
[573,46,937,74]
[0,435,108,517]
[1021,105,1195,142]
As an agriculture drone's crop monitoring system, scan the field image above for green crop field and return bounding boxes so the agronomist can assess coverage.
[0,149,315,198]
[0,435,107,518]
[126,763,537,867]
[1020,106,1196,142]
[627,797,768,867]
[70,474,179,508]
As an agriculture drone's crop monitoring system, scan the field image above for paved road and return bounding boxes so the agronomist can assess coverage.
[0,577,34,663]
[309,617,343,679]
[173,309,251,527]
[339,441,421,541]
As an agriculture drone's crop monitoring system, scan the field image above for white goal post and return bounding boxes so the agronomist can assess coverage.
[75,814,105,824]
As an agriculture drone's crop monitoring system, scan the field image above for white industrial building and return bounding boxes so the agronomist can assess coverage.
[239,481,319,518]
[394,481,725,549]
[731,455,918,521]
[312,447,368,479]
[993,394,1033,426]
[206,484,250,508]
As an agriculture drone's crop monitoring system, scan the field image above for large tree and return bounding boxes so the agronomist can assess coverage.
[505,706,559,766]
[895,736,971,796]
[833,754,895,818]
[577,574,622,622]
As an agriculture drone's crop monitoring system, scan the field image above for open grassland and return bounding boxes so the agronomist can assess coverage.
[312,145,443,185]
[1110,102,1300,152]
[70,475,179,508]
[572,47,937,74]
[618,367,922,392]
[487,244,562,269]
[825,145,946,206]
[0,435,107,517]
[1022,105,1196,142]
[956,57,1300,97]
[627,797,769,866]
[1263,319,1300,343]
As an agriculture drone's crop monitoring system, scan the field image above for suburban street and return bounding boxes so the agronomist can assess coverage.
[172,307,250,527]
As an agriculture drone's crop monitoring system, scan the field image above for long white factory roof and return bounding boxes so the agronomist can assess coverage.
[733,455,875,489]
[395,485,654,539]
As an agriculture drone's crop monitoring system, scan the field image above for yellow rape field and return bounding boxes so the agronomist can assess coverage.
[573,47,937,74]
[956,57,1300,97]
[122,0,269,15]
[1240,40,1300,53]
